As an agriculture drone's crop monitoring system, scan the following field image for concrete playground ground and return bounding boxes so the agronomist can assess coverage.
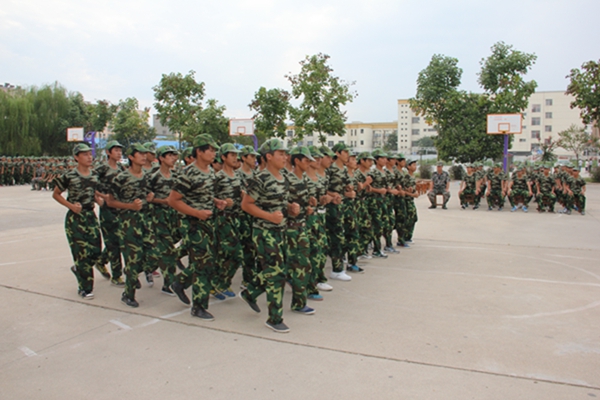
[1,182,599,399]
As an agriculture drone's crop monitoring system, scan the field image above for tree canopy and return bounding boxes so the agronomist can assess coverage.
[566,60,600,129]
[110,97,155,148]
[248,87,290,145]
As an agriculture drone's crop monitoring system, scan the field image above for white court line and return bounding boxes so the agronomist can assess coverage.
[160,310,188,319]
[19,346,37,357]
[109,320,132,330]
[549,254,599,261]
[0,262,17,266]
[507,300,600,319]
[137,319,160,328]
[0,240,20,245]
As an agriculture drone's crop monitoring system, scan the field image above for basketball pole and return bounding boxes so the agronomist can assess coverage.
[503,132,508,172]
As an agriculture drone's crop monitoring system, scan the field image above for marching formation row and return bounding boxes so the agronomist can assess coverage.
[51,137,420,333]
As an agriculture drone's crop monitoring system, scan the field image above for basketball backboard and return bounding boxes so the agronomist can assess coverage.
[486,114,522,134]
[67,127,84,142]
[229,119,254,136]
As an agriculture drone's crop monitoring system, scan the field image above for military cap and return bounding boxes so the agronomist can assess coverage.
[436,161,444,167]
[193,134,219,149]
[331,142,349,153]
[289,146,315,161]
[181,147,194,159]
[349,150,358,157]
[259,138,288,155]
[572,166,580,171]
[72,143,92,156]
[105,140,123,151]
[318,146,335,157]
[156,145,179,157]
[308,145,323,158]
[143,142,156,154]
[371,149,388,158]
[239,145,260,157]
[219,143,240,155]
[126,143,149,156]
[357,151,374,161]
[396,153,406,160]
[407,159,417,165]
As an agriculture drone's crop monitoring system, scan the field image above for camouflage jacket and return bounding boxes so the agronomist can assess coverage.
[94,162,125,194]
[53,168,100,210]
[368,167,387,197]
[246,169,289,230]
[215,169,242,214]
[172,163,216,211]
[287,171,310,223]
[111,169,151,211]
[148,169,175,205]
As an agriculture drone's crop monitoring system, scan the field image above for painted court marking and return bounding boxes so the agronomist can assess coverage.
[109,320,132,330]
[19,346,37,357]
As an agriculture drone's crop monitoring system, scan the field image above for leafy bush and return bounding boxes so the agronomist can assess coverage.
[419,163,432,179]
[591,166,600,183]
[449,165,465,180]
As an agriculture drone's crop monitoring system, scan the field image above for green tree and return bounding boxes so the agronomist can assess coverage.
[566,60,600,129]
[412,136,435,148]
[195,99,230,146]
[153,70,205,149]
[557,124,591,164]
[384,131,398,151]
[286,53,356,144]
[110,98,155,148]
[538,138,558,163]
[248,87,290,144]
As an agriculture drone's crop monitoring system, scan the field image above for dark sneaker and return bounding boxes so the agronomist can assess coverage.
[581,211,586,216]
[428,205,436,209]
[292,306,315,315]
[566,210,572,215]
[191,306,214,321]
[78,290,94,300]
[498,207,503,211]
[135,279,141,289]
[372,251,388,258]
[211,290,226,300]
[145,272,154,287]
[308,293,323,301]
[161,286,175,296]
[442,205,448,210]
[461,204,466,210]
[221,288,236,298]
[94,263,111,279]
[121,293,139,308]
[111,277,125,287]
[239,289,261,313]
[346,264,365,274]
[171,281,190,305]
[473,205,479,210]
[265,321,290,333]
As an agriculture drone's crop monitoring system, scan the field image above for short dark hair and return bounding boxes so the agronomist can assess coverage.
[193,144,211,157]
[291,154,306,167]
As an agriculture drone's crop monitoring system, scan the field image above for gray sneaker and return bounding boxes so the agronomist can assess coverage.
[265,321,290,333]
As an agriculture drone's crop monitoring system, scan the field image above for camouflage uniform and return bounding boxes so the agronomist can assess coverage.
[94,161,125,279]
[536,172,556,212]
[393,165,407,246]
[53,167,102,295]
[355,167,374,254]
[238,168,259,289]
[367,166,387,252]
[343,169,361,266]
[486,170,506,209]
[564,174,586,212]
[243,168,290,326]
[459,171,479,206]
[383,168,395,248]
[306,171,329,295]
[402,169,418,242]
[508,172,532,207]
[326,162,349,273]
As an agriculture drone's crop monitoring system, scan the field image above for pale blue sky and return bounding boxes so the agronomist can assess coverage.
[2,0,598,123]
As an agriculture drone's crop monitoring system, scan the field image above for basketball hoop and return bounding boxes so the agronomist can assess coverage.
[229,119,254,136]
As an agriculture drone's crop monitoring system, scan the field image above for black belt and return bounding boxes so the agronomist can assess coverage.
[287,221,306,228]
[81,204,95,211]
[216,210,240,218]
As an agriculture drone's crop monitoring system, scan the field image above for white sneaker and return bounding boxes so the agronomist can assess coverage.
[317,282,333,291]
[330,271,352,281]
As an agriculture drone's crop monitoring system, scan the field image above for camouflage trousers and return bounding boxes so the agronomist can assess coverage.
[214,214,244,292]
[65,208,101,293]
[151,205,179,288]
[383,195,395,248]
[476,184,487,205]
[246,227,287,325]
[342,199,360,265]
[286,224,311,310]
[366,196,385,252]
[176,217,216,309]
[508,189,532,207]
[239,212,259,289]
[486,189,505,208]
[536,192,556,211]
[564,193,586,212]
[459,189,480,206]
[357,199,373,254]
[306,212,328,295]
[403,198,418,242]
[393,196,406,246]
[117,209,163,300]
[98,206,123,279]
[325,202,345,273]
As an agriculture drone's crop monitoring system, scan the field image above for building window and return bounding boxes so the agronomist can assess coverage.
[545,125,552,132]
[531,131,540,139]
[360,129,364,133]
[338,140,344,144]
[532,104,541,112]
[412,117,420,123]
[545,112,552,119]
[327,141,334,147]
[411,129,420,135]
[297,141,304,146]
[546,99,553,106]
[519,138,526,142]
[531,117,541,125]
[360,140,364,145]
[307,141,313,146]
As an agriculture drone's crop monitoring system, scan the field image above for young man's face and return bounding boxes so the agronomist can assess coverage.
[268,150,287,170]
[129,151,147,167]
[398,160,406,168]
[74,151,93,167]
[184,155,194,165]
[376,157,387,168]
[147,153,156,163]
[243,154,256,169]
[197,146,216,164]
[294,156,310,173]
[222,152,238,168]
[309,157,320,170]
[408,162,417,173]
[347,156,357,169]
[337,150,349,164]
[107,147,122,161]
[160,153,177,168]
[320,155,333,169]
[437,165,443,174]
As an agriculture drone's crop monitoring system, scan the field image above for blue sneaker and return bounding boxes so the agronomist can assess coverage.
[403,243,410,248]
[406,239,413,243]
[211,291,226,300]
[346,264,365,274]
[292,306,315,315]
[522,206,528,213]
[511,206,517,212]
[372,251,388,258]
[308,293,323,301]
[221,288,236,298]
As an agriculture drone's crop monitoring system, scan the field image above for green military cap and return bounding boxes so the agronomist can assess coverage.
[318,145,335,157]
[289,146,315,161]
[72,143,92,156]
[181,147,193,159]
[371,149,388,158]
[331,142,349,153]
[259,138,288,155]
[126,142,148,156]
[349,150,358,157]
[436,161,444,167]
[407,159,417,165]
[357,151,374,161]
[239,145,260,157]
[193,133,219,149]
[219,143,240,155]
[494,162,502,168]
[143,142,156,154]
[156,145,179,157]
[308,145,323,158]
[106,140,123,151]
